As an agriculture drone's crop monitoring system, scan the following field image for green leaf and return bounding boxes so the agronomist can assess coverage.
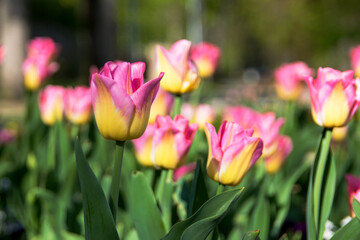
[162,188,244,240]
[242,230,261,240]
[187,160,209,217]
[129,171,166,240]
[330,217,360,240]
[250,197,269,240]
[353,198,360,219]
[75,139,119,240]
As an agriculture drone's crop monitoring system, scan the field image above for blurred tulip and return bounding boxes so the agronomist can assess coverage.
[22,37,60,91]
[155,39,201,94]
[181,103,216,129]
[38,85,65,125]
[274,62,312,100]
[205,121,263,186]
[23,57,59,90]
[91,61,163,141]
[190,42,221,78]
[0,128,16,145]
[150,115,198,169]
[305,67,360,128]
[345,174,360,217]
[149,88,174,123]
[223,106,284,157]
[350,46,360,78]
[264,135,293,174]
[332,126,348,142]
[64,86,92,125]
[173,162,197,182]
[132,124,155,167]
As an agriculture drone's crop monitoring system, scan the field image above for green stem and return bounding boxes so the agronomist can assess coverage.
[109,141,125,222]
[313,128,332,233]
[172,94,182,118]
[163,170,173,232]
[216,183,225,195]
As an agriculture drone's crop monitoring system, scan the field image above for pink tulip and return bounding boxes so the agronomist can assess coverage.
[150,115,198,169]
[64,86,92,125]
[205,121,263,186]
[155,39,201,94]
[305,67,360,128]
[345,174,360,217]
[22,37,60,91]
[223,106,284,157]
[264,135,293,174]
[27,37,59,61]
[0,128,16,145]
[274,62,312,100]
[149,88,174,123]
[91,61,163,141]
[132,124,156,167]
[38,85,65,125]
[0,45,4,64]
[190,42,221,78]
[181,103,216,129]
[350,46,360,78]
[173,162,197,182]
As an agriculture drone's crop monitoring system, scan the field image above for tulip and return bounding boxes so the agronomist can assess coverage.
[190,42,221,78]
[332,126,348,142]
[149,88,174,123]
[27,37,59,61]
[0,128,16,145]
[38,85,65,125]
[64,86,92,125]
[91,61,163,141]
[155,39,201,94]
[264,135,293,174]
[350,46,360,78]
[23,57,59,90]
[150,115,198,169]
[205,121,263,186]
[305,67,360,128]
[181,103,216,130]
[132,124,155,167]
[173,162,197,182]
[274,62,312,100]
[0,45,4,64]
[223,106,284,157]
[345,174,360,217]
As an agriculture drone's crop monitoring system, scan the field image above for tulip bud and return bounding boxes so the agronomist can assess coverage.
[64,86,92,125]
[350,46,360,78]
[264,135,293,174]
[91,61,163,141]
[38,85,65,125]
[190,42,221,78]
[345,174,360,217]
[205,121,263,186]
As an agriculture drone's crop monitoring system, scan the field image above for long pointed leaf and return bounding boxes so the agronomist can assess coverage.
[330,217,360,240]
[75,139,119,240]
[162,188,244,240]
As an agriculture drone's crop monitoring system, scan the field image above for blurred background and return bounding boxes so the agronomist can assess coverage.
[1,0,360,114]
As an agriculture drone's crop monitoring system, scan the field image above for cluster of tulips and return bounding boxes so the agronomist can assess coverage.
[2,36,360,240]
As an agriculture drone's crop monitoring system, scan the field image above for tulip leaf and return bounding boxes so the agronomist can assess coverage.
[129,171,166,240]
[75,139,119,240]
[330,217,360,240]
[250,196,269,240]
[187,160,209,217]
[162,188,244,240]
[353,198,360,219]
[242,230,261,240]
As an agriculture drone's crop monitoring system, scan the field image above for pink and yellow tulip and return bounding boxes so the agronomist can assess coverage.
[350,46,360,78]
[137,115,198,169]
[264,135,293,174]
[173,162,197,182]
[305,67,360,128]
[64,86,92,125]
[91,61,163,141]
[155,39,201,94]
[345,174,360,217]
[38,85,65,125]
[27,37,59,61]
[274,62,312,100]
[132,124,155,167]
[205,121,263,186]
[190,42,221,78]
[149,88,174,123]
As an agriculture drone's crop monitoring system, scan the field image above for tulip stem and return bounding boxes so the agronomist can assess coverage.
[157,169,174,232]
[172,94,182,117]
[109,140,125,222]
[216,183,225,195]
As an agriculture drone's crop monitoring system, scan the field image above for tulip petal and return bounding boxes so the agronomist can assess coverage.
[130,62,145,92]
